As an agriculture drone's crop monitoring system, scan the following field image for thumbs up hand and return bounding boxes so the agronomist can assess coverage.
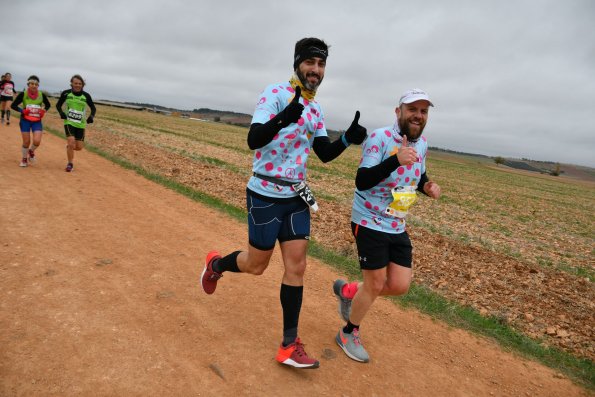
[277,86,304,128]
[396,134,418,166]
[344,111,367,145]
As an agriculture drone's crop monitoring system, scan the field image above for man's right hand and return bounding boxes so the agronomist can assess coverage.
[278,86,304,128]
[396,135,418,166]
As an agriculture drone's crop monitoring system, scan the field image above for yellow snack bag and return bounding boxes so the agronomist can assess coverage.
[384,186,417,218]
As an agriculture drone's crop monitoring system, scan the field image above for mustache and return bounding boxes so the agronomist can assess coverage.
[306,72,321,79]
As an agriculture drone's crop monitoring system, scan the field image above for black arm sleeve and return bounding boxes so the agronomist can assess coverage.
[417,172,430,196]
[84,92,96,116]
[247,121,283,150]
[312,136,348,163]
[355,155,401,191]
[10,92,24,112]
[42,94,51,111]
[55,91,68,117]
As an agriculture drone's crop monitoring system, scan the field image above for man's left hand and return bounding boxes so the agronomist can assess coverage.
[424,181,441,199]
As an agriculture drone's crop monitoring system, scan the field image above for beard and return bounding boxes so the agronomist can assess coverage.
[296,69,323,91]
[398,117,426,141]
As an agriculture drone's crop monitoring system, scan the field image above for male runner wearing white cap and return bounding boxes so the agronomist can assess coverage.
[333,88,441,363]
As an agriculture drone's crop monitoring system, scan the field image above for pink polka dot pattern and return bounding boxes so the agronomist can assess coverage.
[249,81,328,199]
[352,123,429,235]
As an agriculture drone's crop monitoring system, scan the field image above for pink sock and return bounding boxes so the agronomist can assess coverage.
[341,282,359,299]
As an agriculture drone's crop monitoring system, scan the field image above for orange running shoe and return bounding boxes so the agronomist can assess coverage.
[275,338,320,369]
[201,251,222,294]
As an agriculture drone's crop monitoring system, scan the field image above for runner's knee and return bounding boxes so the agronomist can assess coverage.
[384,278,411,296]
[365,277,386,295]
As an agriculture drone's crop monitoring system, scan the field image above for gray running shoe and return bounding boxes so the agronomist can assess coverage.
[336,328,369,363]
[333,279,352,322]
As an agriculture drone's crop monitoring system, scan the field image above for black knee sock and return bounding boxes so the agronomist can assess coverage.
[343,320,359,334]
[1,110,4,119]
[213,251,241,273]
[6,110,10,120]
[280,284,303,346]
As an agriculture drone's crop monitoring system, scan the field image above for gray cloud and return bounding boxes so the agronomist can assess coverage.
[4,0,594,166]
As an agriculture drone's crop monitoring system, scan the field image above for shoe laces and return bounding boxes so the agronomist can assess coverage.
[293,339,309,358]
[208,271,222,281]
[352,329,362,346]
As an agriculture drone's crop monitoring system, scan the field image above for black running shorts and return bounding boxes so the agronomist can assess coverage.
[64,125,85,141]
[351,222,412,270]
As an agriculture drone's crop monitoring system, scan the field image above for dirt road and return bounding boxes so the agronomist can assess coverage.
[0,123,588,396]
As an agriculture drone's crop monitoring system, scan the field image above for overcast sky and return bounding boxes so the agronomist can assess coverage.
[4,0,594,167]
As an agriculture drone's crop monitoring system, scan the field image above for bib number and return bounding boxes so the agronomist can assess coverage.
[24,104,42,121]
[26,104,41,116]
[385,186,417,218]
[67,109,85,123]
[292,181,319,212]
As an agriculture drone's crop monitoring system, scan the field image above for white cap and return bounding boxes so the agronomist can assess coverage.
[398,88,434,107]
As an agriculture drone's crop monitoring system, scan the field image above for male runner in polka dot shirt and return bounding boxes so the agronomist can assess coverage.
[201,37,368,369]
[333,89,442,363]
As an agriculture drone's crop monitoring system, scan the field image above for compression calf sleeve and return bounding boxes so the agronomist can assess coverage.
[280,284,303,346]
[213,251,241,273]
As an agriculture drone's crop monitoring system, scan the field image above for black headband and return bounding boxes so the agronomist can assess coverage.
[293,46,328,70]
